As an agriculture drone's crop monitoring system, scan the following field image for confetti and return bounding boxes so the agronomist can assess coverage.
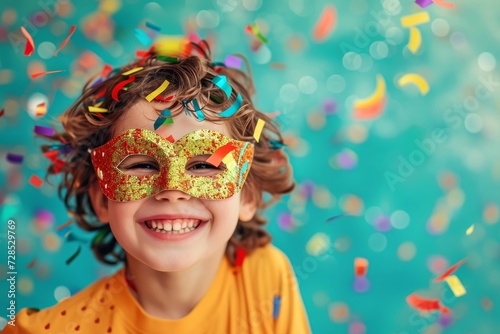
[53,25,76,56]
[408,27,422,54]
[353,75,386,120]
[88,106,109,113]
[135,28,152,46]
[154,36,192,57]
[31,70,65,79]
[6,153,24,164]
[445,275,466,297]
[65,245,81,265]
[122,67,143,76]
[29,174,43,188]
[154,95,174,102]
[219,93,243,118]
[222,153,237,171]
[0,108,4,117]
[153,108,173,130]
[273,295,281,319]
[56,220,73,231]
[406,293,447,313]
[165,134,175,143]
[466,224,474,235]
[245,22,268,44]
[433,259,465,282]
[145,21,161,31]
[26,258,37,269]
[111,75,136,101]
[145,80,170,102]
[20,26,35,56]
[326,214,344,222]
[35,102,47,117]
[224,55,242,68]
[313,5,337,42]
[433,0,455,8]
[401,12,430,28]
[354,257,369,276]
[253,118,265,142]
[415,0,433,8]
[206,143,237,167]
[33,125,56,137]
[397,73,430,95]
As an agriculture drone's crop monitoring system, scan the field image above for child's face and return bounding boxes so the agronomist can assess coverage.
[91,99,256,272]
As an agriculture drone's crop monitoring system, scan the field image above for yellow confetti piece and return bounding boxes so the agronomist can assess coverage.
[154,36,191,57]
[253,118,266,142]
[354,75,386,109]
[401,12,430,28]
[35,102,47,117]
[466,224,474,235]
[88,106,109,113]
[445,275,466,297]
[122,67,144,76]
[222,153,237,171]
[145,80,170,102]
[397,73,429,95]
[408,27,422,54]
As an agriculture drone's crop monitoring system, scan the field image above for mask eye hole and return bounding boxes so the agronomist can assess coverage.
[186,155,226,176]
[118,155,160,176]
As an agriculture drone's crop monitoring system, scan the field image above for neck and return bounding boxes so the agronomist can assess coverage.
[125,247,225,319]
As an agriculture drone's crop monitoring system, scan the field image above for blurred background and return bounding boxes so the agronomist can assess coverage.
[1,0,499,333]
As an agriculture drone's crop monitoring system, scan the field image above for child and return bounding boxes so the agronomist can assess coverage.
[2,37,310,333]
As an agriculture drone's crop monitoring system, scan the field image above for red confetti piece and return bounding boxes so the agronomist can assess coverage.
[29,174,44,188]
[95,88,107,100]
[31,70,65,79]
[154,95,174,102]
[44,150,58,162]
[35,102,47,117]
[101,64,113,78]
[354,257,368,277]
[233,247,247,274]
[26,258,37,269]
[205,143,237,167]
[20,26,35,56]
[433,0,455,8]
[406,293,441,312]
[53,159,66,173]
[433,259,466,282]
[165,135,175,143]
[313,5,337,41]
[111,75,136,101]
[0,108,4,117]
[53,25,76,56]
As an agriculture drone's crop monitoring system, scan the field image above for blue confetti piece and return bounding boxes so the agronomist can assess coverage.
[153,108,173,130]
[212,75,232,99]
[6,152,24,164]
[192,99,205,121]
[273,295,281,319]
[135,28,152,46]
[145,21,161,31]
[219,93,243,118]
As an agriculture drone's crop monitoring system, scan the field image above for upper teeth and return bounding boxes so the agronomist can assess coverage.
[147,219,200,231]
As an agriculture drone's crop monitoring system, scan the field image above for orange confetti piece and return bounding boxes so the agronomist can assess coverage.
[433,259,466,282]
[35,102,47,117]
[206,143,237,167]
[54,25,76,56]
[29,174,43,188]
[313,5,337,41]
[20,26,35,56]
[31,70,65,79]
[353,75,386,120]
[354,257,369,276]
[433,0,455,8]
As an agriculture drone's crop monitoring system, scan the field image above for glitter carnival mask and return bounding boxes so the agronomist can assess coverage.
[90,129,254,202]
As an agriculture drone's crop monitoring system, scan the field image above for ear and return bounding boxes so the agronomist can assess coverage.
[89,181,109,223]
[239,192,257,222]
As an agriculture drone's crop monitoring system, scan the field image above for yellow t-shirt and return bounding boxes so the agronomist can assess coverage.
[1,244,311,334]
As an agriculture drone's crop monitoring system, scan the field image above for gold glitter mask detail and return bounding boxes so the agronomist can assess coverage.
[90,129,254,202]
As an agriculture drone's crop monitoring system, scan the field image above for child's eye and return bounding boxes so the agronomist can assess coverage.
[118,155,159,176]
[186,156,225,176]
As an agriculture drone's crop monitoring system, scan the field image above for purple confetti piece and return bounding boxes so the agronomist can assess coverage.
[353,276,370,293]
[6,152,24,164]
[34,125,55,137]
[224,55,242,69]
[415,0,433,8]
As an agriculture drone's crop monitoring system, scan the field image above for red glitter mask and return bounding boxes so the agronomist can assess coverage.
[90,128,254,201]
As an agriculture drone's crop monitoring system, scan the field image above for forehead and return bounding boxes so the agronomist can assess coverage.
[113,99,229,138]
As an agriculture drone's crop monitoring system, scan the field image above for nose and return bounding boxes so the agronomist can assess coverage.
[154,189,191,201]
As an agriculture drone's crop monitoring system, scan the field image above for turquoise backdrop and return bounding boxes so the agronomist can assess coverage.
[1,0,499,333]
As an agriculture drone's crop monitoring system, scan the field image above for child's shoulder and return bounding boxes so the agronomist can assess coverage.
[241,244,294,283]
[2,269,126,334]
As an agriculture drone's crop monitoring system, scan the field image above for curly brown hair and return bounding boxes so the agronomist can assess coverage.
[42,39,294,266]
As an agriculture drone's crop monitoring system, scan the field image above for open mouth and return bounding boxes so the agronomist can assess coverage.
[143,219,202,235]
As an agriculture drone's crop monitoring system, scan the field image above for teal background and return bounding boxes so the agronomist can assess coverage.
[1,0,500,333]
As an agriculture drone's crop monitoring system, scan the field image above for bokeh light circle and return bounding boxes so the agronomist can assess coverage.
[478,52,496,72]
[327,74,346,93]
[298,76,317,94]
